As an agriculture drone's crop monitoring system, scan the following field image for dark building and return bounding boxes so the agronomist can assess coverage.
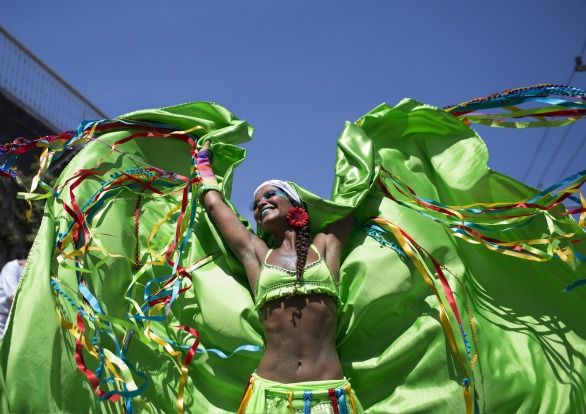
[0,27,107,266]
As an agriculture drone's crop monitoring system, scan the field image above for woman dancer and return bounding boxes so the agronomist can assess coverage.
[0,85,584,413]
[199,139,361,412]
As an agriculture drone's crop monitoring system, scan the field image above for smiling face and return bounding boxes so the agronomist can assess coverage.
[251,185,294,231]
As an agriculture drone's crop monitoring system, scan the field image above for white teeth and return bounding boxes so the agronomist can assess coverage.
[261,206,275,218]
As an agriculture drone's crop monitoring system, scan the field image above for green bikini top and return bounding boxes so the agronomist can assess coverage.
[254,245,340,310]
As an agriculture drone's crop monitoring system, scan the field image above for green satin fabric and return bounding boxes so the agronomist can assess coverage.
[0,100,584,413]
[338,99,586,413]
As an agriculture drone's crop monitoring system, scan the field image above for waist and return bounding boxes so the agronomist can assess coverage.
[239,373,363,414]
[252,372,350,394]
[258,341,342,382]
[262,337,340,361]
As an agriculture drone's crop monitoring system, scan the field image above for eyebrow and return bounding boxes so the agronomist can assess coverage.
[250,189,288,209]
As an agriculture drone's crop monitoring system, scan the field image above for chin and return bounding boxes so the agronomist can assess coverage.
[259,220,275,234]
[259,215,282,234]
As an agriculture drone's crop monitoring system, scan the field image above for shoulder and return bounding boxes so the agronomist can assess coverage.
[0,260,24,292]
[1,260,21,276]
[312,232,340,258]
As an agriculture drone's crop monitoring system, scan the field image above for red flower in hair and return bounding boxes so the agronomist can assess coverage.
[287,207,309,228]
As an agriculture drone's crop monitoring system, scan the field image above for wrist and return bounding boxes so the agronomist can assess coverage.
[196,149,220,199]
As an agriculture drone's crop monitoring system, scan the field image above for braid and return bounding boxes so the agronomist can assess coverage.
[285,201,311,294]
[295,223,310,285]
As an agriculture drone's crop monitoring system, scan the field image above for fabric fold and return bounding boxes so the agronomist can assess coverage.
[0,93,584,413]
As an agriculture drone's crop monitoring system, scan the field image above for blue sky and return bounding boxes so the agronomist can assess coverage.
[2,1,585,223]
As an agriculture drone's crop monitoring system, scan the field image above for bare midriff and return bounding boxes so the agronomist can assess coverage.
[257,293,343,383]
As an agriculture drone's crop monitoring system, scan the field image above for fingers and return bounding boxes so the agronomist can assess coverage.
[203,140,211,150]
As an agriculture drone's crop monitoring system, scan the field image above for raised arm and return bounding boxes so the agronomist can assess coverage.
[312,213,354,281]
[198,141,267,286]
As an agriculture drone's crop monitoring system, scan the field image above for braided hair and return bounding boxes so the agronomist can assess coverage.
[287,202,310,291]
[295,219,310,284]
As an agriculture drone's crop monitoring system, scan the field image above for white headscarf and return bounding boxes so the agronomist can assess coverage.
[253,180,301,206]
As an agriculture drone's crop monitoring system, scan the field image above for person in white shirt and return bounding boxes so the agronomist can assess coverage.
[0,259,26,338]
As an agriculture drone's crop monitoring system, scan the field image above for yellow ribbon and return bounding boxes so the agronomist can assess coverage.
[372,218,474,413]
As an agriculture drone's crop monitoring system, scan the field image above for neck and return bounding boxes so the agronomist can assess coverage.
[273,228,297,250]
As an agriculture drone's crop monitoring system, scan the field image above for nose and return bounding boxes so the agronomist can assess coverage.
[256,197,270,210]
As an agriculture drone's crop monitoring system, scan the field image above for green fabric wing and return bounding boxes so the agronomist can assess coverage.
[1,98,584,414]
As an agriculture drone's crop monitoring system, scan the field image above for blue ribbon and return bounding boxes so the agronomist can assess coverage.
[303,390,312,414]
[563,279,586,292]
[336,387,348,414]
[195,344,261,358]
